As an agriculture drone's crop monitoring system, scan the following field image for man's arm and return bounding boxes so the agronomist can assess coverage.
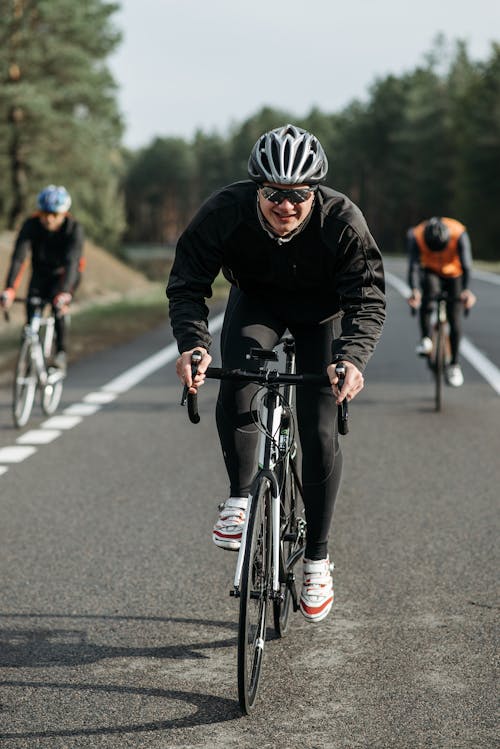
[4,220,32,290]
[166,220,223,354]
[457,231,472,290]
[331,226,386,373]
[60,222,84,293]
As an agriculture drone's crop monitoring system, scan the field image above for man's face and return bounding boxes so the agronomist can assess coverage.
[39,212,66,232]
[257,183,316,237]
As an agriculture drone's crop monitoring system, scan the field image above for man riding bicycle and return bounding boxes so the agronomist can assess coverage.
[406,216,476,387]
[1,185,84,371]
[167,124,385,622]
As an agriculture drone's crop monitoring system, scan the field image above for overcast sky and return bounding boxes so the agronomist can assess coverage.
[108,0,500,150]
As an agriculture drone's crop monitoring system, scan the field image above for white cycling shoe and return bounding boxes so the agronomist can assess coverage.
[445,364,464,387]
[416,337,433,357]
[213,497,247,551]
[299,557,334,623]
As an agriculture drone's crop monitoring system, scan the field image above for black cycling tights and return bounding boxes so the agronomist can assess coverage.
[27,273,80,353]
[216,288,342,560]
[419,272,463,364]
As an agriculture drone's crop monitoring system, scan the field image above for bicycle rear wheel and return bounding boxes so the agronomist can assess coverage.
[12,340,37,428]
[273,452,305,637]
[237,475,272,714]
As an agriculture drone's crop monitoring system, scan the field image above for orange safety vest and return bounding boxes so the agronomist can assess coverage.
[413,217,465,278]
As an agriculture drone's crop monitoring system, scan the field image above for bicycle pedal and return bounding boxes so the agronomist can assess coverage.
[283,532,297,542]
[230,589,240,598]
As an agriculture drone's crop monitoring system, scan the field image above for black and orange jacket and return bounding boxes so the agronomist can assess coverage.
[407,217,472,290]
[166,181,386,373]
[5,213,85,293]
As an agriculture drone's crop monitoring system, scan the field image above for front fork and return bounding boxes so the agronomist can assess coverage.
[232,469,281,599]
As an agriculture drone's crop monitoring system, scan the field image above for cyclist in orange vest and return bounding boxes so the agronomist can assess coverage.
[1,185,85,371]
[407,216,476,387]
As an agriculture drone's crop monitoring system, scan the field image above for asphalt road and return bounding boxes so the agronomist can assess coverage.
[0,261,498,748]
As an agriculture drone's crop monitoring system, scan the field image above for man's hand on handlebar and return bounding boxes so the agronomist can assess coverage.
[460,289,477,310]
[0,288,15,310]
[53,292,72,314]
[407,289,421,309]
[176,347,212,395]
[328,360,364,404]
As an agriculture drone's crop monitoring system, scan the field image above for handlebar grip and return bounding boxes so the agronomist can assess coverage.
[187,392,200,424]
[335,364,349,436]
[181,349,203,423]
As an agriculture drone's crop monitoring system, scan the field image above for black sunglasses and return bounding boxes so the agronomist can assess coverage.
[259,185,317,205]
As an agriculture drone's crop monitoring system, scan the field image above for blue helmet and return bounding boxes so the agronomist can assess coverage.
[37,185,72,213]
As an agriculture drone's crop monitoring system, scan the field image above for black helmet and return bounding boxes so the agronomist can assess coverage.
[424,217,450,251]
[248,124,328,185]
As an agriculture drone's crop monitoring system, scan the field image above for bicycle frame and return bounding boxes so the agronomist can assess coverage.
[184,342,347,599]
[233,381,285,600]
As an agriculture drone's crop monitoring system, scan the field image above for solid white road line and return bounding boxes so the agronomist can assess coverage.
[460,338,500,396]
[472,269,500,286]
[385,272,500,396]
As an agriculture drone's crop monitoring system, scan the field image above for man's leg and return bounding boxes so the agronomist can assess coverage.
[216,287,285,496]
[292,321,341,561]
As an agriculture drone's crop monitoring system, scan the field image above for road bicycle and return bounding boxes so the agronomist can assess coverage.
[3,296,67,428]
[414,291,468,412]
[182,337,348,713]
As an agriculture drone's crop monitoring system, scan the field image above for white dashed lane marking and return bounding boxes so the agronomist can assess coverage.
[63,403,102,416]
[0,312,225,477]
[41,415,83,429]
[0,446,37,463]
[17,429,62,445]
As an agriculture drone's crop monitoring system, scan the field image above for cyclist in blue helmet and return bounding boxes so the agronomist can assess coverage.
[1,185,85,370]
[167,125,386,623]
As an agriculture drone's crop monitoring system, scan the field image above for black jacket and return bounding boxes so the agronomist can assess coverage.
[5,215,84,293]
[167,181,385,371]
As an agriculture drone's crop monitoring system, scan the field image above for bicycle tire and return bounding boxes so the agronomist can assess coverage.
[237,475,272,714]
[12,340,37,428]
[434,323,444,412]
[41,374,64,415]
[273,451,304,637]
[40,323,64,415]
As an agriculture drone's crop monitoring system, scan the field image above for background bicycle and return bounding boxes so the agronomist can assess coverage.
[414,291,469,412]
[3,296,67,427]
[184,338,348,713]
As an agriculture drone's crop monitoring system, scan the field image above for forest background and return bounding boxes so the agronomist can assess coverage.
[1,1,499,262]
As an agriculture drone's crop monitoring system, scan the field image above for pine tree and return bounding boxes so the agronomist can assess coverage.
[0,0,124,248]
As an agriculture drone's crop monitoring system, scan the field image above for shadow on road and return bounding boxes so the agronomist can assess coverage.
[0,612,241,739]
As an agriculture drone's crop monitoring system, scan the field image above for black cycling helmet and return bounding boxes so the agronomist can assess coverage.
[248,124,328,185]
[424,217,450,251]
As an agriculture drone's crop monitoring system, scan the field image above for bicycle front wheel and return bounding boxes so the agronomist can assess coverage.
[12,340,37,428]
[273,452,305,637]
[237,475,272,714]
[434,323,445,412]
[41,372,64,415]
